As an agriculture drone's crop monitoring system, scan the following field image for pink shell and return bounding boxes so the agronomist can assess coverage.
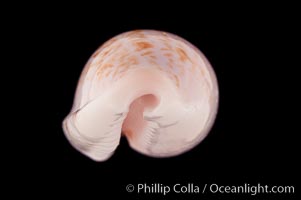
[63,30,219,161]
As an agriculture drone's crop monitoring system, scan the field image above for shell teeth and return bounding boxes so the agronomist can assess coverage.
[63,30,219,161]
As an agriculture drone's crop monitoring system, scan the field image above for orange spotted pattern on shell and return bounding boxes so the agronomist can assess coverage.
[80,30,214,103]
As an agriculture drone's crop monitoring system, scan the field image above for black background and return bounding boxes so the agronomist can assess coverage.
[12,4,299,199]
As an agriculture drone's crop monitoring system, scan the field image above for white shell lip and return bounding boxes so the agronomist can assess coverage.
[62,30,219,161]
